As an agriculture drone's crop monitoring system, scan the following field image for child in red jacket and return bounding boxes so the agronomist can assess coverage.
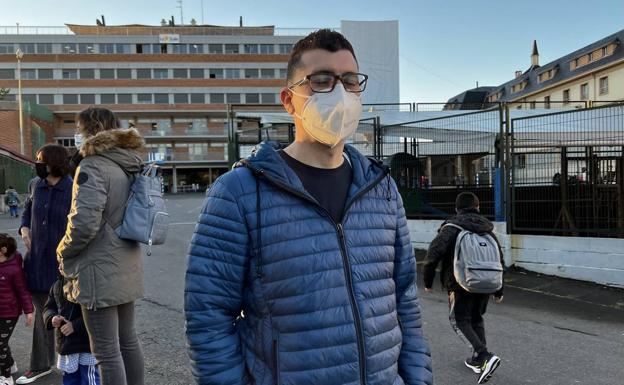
[0,233,34,385]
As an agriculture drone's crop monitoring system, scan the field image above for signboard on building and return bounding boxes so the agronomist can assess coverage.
[159,34,180,44]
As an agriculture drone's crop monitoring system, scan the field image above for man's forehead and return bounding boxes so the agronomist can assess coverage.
[297,49,358,75]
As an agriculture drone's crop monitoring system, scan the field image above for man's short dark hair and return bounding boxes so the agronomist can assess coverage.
[456,192,480,211]
[37,144,70,177]
[286,29,357,82]
[0,233,17,257]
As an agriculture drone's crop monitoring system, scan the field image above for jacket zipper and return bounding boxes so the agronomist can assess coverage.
[251,165,389,385]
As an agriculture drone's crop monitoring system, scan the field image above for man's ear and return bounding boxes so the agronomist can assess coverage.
[0,246,6,256]
[280,87,295,115]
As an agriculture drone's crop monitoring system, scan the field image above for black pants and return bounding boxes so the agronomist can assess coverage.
[448,290,489,355]
[0,317,18,377]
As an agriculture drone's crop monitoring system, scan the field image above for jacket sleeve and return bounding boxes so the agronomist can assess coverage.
[184,174,250,385]
[56,160,108,267]
[393,188,433,385]
[12,253,34,315]
[423,224,456,289]
[18,179,36,234]
[43,283,59,330]
[491,232,505,298]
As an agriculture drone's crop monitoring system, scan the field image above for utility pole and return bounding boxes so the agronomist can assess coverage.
[201,0,204,24]
[16,47,24,155]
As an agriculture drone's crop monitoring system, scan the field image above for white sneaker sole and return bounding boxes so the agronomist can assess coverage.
[478,355,500,384]
[15,369,52,384]
[465,361,482,374]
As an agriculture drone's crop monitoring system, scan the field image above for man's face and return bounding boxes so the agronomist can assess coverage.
[281,49,358,123]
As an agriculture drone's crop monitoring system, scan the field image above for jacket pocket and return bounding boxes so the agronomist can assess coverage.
[272,331,281,385]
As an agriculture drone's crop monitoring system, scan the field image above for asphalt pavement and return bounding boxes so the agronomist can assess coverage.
[1,193,622,385]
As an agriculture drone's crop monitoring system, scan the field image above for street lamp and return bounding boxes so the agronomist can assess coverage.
[15,47,24,155]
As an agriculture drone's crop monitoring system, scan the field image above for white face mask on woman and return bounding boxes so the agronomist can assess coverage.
[292,83,362,148]
[74,133,84,150]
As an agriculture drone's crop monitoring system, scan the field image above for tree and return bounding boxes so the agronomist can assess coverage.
[0,88,10,100]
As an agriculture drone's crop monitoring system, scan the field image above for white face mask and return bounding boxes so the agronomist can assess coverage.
[74,133,84,149]
[292,84,362,148]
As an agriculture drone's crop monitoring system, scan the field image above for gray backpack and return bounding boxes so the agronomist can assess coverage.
[115,163,169,255]
[443,223,503,294]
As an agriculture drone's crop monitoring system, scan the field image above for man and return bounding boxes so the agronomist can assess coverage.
[4,186,20,218]
[185,29,432,385]
[423,192,504,384]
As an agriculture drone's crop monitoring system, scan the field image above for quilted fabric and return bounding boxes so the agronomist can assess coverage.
[185,142,432,385]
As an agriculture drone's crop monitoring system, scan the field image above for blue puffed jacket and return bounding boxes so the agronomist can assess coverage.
[185,142,433,385]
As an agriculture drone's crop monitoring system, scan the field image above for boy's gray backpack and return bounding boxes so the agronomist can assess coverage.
[115,163,169,255]
[443,223,503,294]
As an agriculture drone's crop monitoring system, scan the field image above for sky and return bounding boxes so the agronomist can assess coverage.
[1,0,623,103]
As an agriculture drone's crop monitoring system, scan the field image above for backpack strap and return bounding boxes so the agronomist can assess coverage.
[441,223,465,232]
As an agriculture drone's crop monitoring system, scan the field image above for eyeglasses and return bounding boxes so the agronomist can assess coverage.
[288,72,368,93]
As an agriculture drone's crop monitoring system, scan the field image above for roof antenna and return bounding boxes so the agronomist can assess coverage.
[177,0,184,25]
[240,16,243,27]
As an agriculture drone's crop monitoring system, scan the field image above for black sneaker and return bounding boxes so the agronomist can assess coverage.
[464,356,483,374]
[478,354,501,384]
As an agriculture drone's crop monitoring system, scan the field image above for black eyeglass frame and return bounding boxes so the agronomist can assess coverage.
[288,72,369,93]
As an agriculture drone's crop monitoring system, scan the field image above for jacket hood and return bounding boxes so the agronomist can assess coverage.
[446,211,494,233]
[239,141,388,199]
[80,128,144,173]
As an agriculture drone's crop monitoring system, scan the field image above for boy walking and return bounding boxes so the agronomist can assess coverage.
[3,187,19,218]
[423,192,504,384]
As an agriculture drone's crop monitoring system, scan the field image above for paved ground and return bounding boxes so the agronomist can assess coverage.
[1,193,623,385]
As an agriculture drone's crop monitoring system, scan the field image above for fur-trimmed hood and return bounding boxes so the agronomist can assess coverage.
[80,128,145,157]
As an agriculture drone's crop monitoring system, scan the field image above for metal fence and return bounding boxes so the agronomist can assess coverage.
[509,102,624,237]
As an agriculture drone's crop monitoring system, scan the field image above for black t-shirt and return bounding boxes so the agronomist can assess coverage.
[279,150,353,223]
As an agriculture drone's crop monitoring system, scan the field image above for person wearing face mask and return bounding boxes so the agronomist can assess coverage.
[185,29,433,385]
[17,145,72,384]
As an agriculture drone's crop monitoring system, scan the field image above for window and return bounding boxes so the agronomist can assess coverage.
[117,94,132,104]
[190,69,204,79]
[279,44,293,54]
[530,101,536,109]
[225,44,239,54]
[580,83,589,100]
[544,96,550,109]
[154,93,169,104]
[136,69,151,79]
[246,93,260,103]
[153,69,168,79]
[226,93,240,103]
[0,69,14,79]
[20,69,36,79]
[62,44,77,54]
[63,94,78,104]
[0,44,14,54]
[189,44,203,54]
[36,43,53,54]
[136,44,151,54]
[225,69,240,79]
[79,69,95,79]
[100,69,115,79]
[78,44,95,54]
[174,93,189,104]
[514,154,527,169]
[172,44,188,54]
[279,68,287,78]
[602,46,608,57]
[260,69,274,79]
[37,69,53,79]
[208,44,223,53]
[80,94,95,104]
[190,93,205,103]
[38,94,54,104]
[99,43,114,54]
[57,138,76,147]
[137,94,153,103]
[152,44,167,54]
[115,44,132,54]
[261,93,276,104]
[117,69,131,79]
[260,44,274,54]
[599,77,609,95]
[563,89,570,104]
[101,94,115,104]
[23,94,37,104]
[62,69,78,79]
[210,93,224,103]
[244,69,259,79]
[173,68,188,79]
[244,44,258,54]
[19,43,35,54]
[2,94,15,101]
[208,69,224,79]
